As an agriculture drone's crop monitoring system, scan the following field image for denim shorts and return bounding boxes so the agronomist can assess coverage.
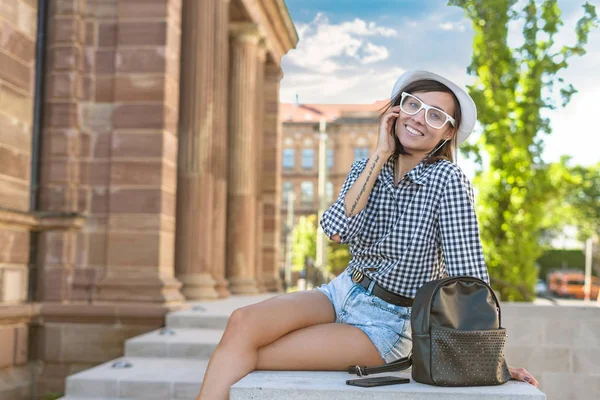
[315,268,412,363]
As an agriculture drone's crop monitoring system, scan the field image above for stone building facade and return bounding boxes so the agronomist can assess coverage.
[0,0,297,398]
[278,102,385,219]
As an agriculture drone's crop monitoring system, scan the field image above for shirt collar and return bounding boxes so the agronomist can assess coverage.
[384,155,435,186]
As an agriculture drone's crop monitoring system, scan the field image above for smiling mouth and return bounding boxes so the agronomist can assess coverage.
[405,124,424,136]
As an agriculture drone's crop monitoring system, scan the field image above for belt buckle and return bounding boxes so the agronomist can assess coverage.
[351,269,364,283]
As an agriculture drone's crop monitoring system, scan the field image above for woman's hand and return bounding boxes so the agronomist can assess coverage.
[509,366,539,388]
[376,105,400,157]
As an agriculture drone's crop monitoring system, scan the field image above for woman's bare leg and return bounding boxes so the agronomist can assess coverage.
[256,322,385,371]
[196,290,337,399]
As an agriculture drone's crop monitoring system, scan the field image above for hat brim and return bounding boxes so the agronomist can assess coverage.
[390,70,476,144]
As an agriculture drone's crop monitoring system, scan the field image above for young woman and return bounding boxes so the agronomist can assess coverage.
[196,70,538,399]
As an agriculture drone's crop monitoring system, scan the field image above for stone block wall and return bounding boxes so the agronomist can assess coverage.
[0,0,37,302]
[31,303,166,396]
[31,0,185,397]
[502,303,600,400]
[0,0,296,397]
[40,0,184,306]
[0,0,38,398]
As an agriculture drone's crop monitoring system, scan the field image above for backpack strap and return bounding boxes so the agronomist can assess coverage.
[348,351,412,376]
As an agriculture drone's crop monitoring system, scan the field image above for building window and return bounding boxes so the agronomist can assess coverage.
[283,149,295,170]
[327,149,334,170]
[301,149,314,170]
[300,181,314,205]
[354,147,369,162]
[326,181,334,203]
[282,181,294,203]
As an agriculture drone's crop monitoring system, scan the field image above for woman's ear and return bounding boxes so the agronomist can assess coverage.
[443,128,456,141]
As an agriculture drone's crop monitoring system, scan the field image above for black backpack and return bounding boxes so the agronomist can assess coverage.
[349,276,511,386]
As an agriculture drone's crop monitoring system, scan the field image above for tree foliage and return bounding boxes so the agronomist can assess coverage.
[291,214,352,277]
[542,158,600,275]
[291,215,317,272]
[449,0,598,300]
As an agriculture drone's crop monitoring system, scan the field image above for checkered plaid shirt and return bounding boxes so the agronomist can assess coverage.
[320,155,489,298]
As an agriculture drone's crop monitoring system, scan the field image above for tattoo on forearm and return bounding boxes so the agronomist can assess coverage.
[349,155,380,216]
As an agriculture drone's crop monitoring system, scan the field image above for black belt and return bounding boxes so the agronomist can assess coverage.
[350,269,414,308]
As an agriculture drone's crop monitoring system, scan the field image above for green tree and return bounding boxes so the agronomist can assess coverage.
[291,214,352,277]
[292,215,317,272]
[449,0,598,300]
[563,162,600,242]
[543,158,600,275]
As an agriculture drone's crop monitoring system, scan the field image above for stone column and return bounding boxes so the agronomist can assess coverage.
[36,0,85,301]
[261,63,285,292]
[174,0,218,300]
[226,23,261,295]
[95,0,184,303]
[211,0,231,298]
[254,40,267,292]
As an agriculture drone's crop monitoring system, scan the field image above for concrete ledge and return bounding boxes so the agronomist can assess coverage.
[125,328,223,358]
[231,371,546,400]
[167,294,275,329]
[64,357,207,399]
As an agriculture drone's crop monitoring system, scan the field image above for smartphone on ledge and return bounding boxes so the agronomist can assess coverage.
[346,376,410,387]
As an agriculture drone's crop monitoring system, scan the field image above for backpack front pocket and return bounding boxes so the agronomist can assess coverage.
[430,326,511,386]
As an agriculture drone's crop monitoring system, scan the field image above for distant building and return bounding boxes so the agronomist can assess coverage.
[278,101,387,267]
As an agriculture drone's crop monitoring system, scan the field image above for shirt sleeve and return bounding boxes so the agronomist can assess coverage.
[320,159,370,244]
[438,169,490,283]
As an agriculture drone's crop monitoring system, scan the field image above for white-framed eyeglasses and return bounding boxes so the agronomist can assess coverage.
[400,92,456,130]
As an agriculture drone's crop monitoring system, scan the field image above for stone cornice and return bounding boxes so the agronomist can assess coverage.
[229,22,263,43]
[0,207,86,230]
[239,0,298,67]
[37,302,190,325]
[0,302,190,326]
[274,0,299,45]
[265,63,284,82]
[0,304,40,325]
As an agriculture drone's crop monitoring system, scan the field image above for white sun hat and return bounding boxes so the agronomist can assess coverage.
[390,70,477,144]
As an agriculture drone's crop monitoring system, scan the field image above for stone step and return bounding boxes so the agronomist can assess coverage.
[59,398,118,400]
[62,357,545,400]
[231,371,546,400]
[125,328,223,359]
[63,357,207,400]
[166,294,274,329]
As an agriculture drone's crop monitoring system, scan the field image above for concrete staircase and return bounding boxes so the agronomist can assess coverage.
[60,294,546,400]
[59,295,271,400]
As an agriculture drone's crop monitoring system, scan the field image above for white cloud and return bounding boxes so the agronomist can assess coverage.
[280,10,476,105]
[440,22,466,32]
[283,13,397,74]
[280,67,406,104]
[339,19,398,37]
[361,43,389,64]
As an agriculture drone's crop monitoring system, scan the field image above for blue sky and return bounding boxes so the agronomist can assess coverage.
[279,0,600,172]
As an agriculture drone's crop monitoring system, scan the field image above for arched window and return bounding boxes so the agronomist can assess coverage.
[302,149,314,170]
[283,149,295,170]
[300,181,314,205]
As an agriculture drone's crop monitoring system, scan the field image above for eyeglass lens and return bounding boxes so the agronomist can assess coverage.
[400,95,447,129]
